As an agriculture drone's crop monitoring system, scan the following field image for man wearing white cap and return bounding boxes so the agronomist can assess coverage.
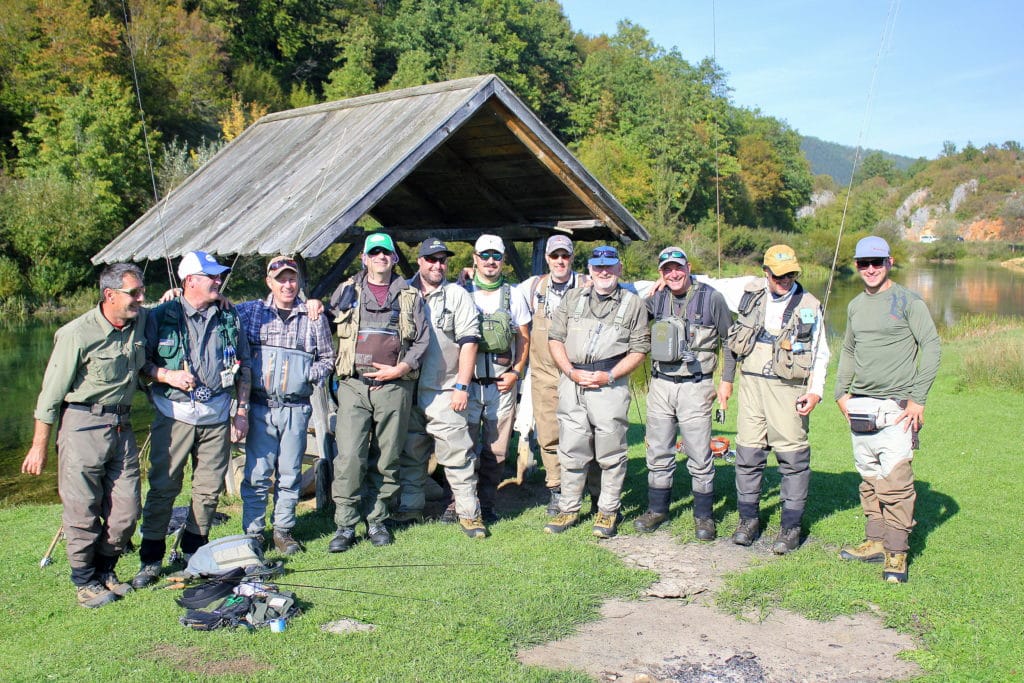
[133,250,252,587]
[835,236,940,583]
[727,245,829,554]
[463,234,531,523]
[235,255,335,555]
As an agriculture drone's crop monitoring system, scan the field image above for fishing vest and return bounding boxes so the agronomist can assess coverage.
[250,311,315,402]
[728,281,820,383]
[649,280,722,376]
[333,275,419,380]
[564,286,635,365]
[152,299,240,397]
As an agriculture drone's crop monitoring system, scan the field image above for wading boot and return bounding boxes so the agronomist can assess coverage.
[367,524,393,547]
[459,517,489,539]
[692,491,716,541]
[328,526,357,553]
[546,487,561,517]
[131,562,162,589]
[772,527,801,555]
[731,517,760,546]
[839,539,885,563]
[883,552,909,583]
[694,517,717,541]
[592,511,621,539]
[77,581,117,608]
[273,529,302,556]
[544,512,579,534]
[390,510,424,528]
[634,486,671,533]
[99,571,133,597]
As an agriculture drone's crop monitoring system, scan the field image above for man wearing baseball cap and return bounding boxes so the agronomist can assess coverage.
[327,233,429,551]
[834,236,940,583]
[635,246,735,540]
[232,255,335,555]
[725,244,830,554]
[133,251,252,587]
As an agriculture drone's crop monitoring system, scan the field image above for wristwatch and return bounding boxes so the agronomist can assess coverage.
[237,402,250,412]
[453,383,469,392]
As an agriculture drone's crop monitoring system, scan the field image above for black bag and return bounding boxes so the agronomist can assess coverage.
[848,413,879,433]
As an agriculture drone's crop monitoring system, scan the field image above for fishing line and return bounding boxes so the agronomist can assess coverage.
[711,0,723,278]
[283,562,492,575]
[270,581,443,604]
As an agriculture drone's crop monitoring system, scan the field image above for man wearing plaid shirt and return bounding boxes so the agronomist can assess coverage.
[235,255,335,554]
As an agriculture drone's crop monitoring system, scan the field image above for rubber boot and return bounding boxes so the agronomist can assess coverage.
[633,487,671,533]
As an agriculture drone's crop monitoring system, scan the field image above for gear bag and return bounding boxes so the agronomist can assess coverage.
[183,534,266,578]
[477,284,514,354]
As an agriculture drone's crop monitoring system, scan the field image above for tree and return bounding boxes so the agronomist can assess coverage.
[854,152,900,185]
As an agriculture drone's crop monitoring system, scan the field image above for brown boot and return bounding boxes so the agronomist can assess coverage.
[839,539,885,563]
[731,517,760,546]
[77,581,117,608]
[883,552,909,583]
[273,529,302,555]
[694,517,717,541]
[633,510,667,533]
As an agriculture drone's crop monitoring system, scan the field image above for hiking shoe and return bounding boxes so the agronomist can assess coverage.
[544,512,579,534]
[131,562,162,589]
[694,517,717,541]
[439,502,458,524]
[633,510,667,533]
[459,517,489,539]
[546,488,561,516]
[390,510,424,528]
[731,517,760,546]
[328,526,357,553]
[883,552,909,583]
[367,524,393,547]
[273,529,302,556]
[592,511,621,539]
[839,539,885,563]
[481,507,499,525]
[772,527,801,555]
[77,581,117,608]
[99,571,133,597]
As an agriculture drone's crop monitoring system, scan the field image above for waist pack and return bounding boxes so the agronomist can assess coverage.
[848,412,879,433]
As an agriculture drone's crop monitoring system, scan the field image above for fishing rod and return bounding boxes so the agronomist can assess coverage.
[269,582,443,604]
[283,562,492,575]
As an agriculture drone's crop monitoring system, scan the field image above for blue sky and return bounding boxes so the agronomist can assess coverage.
[558,0,1022,159]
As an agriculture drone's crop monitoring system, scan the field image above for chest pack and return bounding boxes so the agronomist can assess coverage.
[650,282,712,363]
[334,277,419,379]
[476,283,514,354]
[154,299,240,371]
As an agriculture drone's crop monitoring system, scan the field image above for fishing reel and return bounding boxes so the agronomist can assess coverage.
[710,436,737,464]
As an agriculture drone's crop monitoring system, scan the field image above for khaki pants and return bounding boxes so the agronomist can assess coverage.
[140,410,230,541]
[644,376,716,493]
[57,408,141,585]
[465,380,516,510]
[556,376,631,514]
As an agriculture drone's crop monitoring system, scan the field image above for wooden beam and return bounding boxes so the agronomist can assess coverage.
[432,145,526,224]
[504,244,529,281]
[531,239,546,276]
[310,243,360,300]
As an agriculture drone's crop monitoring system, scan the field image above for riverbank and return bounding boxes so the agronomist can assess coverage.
[2,320,1021,680]
[1001,256,1024,273]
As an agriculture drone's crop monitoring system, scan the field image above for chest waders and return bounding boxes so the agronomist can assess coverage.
[252,313,315,403]
[650,281,721,378]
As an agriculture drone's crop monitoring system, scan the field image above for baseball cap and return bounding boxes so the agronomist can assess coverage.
[266,255,299,277]
[474,234,505,254]
[363,233,396,254]
[418,237,454,258]
[763,245,801,276]
[178,251,230,279]
[588,245,620,267]
[854,236,891,259]
[545,235,573,255]
[657,246,688,268]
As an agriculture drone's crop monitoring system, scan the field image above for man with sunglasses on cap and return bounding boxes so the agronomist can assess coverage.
[23,264,148,607]
[463,234,531,523]
[635,247,736,540]
[835,236,940,583]
[233,256,335,555]
[397,238,488,537]
[545,245,649,538]
[327,232,428,551]
[133,251,252,587]
[726,245,829,554]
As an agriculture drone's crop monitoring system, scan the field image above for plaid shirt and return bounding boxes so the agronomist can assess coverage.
[236,295,335,383]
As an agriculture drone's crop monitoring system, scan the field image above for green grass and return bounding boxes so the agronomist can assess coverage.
[1,323,1023,680]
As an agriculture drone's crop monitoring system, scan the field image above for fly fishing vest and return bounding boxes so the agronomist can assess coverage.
[152,299,240,398]
[334,276,419,381]
[649,280,721,377]
[565,286,635,369]
[475,283,514,354]
[251,311,315,403]
[729,281,820,383]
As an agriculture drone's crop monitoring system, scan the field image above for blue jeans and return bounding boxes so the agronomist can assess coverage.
[241,402,311,533]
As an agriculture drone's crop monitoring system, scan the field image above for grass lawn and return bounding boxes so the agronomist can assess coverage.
[0,319,1021,681]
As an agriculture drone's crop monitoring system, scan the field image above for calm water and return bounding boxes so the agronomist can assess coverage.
[2,261,1021,507]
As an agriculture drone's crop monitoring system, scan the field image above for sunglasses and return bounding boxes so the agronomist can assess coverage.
[659,249,686,262]
[766,270,796,281]
[856,258,887,269]
[423,255,448,264]
[113,286,146,297]
[591,248,618,259]
[196,272,223,281]
[547,251,572,261]
[268,259,298,272]
[477,251,504,262]
[367,247,393,257]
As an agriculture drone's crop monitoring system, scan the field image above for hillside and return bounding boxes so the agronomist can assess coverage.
[801,135,917,185]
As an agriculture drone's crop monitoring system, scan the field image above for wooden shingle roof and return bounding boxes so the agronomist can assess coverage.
[93,74,647,265]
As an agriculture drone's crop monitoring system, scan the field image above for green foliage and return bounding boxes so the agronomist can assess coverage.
[853,151,901,185]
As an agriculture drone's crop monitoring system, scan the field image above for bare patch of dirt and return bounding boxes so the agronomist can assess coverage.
[518,532,922,682]
[144,643,272,676]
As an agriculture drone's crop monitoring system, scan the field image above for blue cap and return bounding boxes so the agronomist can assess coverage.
[854,236,891,259]
[178,251,230,279]
[588,245,620,267]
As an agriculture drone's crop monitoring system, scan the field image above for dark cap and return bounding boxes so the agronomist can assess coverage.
[418,237,454,258]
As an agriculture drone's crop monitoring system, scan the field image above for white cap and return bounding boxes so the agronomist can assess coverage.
[474,234,505,254]
[178,251,230,279]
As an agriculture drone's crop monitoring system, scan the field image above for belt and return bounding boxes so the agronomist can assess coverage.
[67,402,132,416]
[473,378,499,386]
[252,396,311,408]
[572,354,625,373]
[652,371,708,384]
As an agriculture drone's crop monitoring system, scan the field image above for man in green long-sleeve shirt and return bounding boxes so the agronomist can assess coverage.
[834,236,941,583]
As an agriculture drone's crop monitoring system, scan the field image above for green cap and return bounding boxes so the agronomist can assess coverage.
[363,233,396,254]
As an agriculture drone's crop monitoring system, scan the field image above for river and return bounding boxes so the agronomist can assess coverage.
[1,260,1021,507]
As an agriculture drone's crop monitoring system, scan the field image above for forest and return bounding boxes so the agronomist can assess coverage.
[0,0,1020,309]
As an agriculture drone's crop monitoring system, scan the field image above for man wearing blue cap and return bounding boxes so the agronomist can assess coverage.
[544,245,649,538]
[133,250,252,587]
[835,236,940,583]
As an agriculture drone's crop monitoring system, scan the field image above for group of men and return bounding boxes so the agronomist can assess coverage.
[23,232,939,608]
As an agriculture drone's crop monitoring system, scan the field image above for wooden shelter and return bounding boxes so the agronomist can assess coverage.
[93,74,647,292]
